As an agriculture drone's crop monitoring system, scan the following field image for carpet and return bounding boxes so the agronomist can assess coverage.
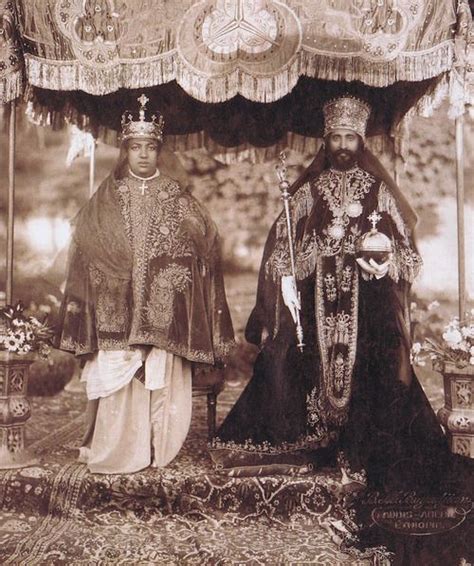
[0,387,388,565]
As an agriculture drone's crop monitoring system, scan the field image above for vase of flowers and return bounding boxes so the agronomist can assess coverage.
[0,302,54,468]
[412,309,474,458]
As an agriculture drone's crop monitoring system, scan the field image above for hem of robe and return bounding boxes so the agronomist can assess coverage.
[209,434,338,477]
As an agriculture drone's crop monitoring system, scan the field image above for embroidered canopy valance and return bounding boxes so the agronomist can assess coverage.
[0,0,472,155]
[2,0,471,101]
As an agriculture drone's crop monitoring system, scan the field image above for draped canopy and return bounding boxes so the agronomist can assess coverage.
[0,0,472,155]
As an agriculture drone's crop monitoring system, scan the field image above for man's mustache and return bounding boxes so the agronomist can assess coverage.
[334,149,355,158]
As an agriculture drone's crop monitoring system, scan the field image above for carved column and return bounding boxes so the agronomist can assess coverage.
[437,362,474,458]
[0,352,38,468]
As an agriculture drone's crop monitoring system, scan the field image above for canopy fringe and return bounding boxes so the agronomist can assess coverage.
[0,71,23,104]
[23,41,455,103]
[25,53,177,97]
[300,42,454,88]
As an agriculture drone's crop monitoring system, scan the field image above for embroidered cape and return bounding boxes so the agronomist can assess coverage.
[56,172,235,364]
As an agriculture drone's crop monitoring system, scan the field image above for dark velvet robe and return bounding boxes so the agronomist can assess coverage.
[210,165,432,478]
[209,161,474,563]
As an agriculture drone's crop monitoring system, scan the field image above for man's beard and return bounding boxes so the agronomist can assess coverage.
[327,148,360,171]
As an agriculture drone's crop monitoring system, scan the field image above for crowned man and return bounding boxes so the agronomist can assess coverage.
[57,95,235,474]
[210,96,452,493]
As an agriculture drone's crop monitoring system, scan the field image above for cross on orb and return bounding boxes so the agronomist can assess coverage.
[368,211,382,229]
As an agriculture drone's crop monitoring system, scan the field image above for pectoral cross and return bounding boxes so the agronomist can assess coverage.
[128,168,160,195]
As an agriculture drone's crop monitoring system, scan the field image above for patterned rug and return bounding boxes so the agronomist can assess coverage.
[0,387,389,565]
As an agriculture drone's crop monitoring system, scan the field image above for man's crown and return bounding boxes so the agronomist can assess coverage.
[121,94,165,142]
[323,96,371,139]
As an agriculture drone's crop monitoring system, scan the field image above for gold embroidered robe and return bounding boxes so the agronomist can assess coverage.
[56,172,235,364]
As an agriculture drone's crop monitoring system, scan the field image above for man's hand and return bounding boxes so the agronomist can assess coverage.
[281,275,301,323]
[356,256,391,279]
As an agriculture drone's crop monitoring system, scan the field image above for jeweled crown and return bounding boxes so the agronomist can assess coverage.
[121,94,165,142]
[323,96,371,139]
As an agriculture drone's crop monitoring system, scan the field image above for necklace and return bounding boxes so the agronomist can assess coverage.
[128,168,160,195]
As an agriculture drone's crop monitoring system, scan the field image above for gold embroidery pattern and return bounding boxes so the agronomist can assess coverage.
[315,167,374,241]
[116,175,192,259]
[294,230,317,280]
[89,265,129,334]
[317,167,374,204]
[275,183,313,240]
[96,291,128,332]
[269,183,314,279]
[343,226,362,255]
[333,353,345,393]
[269,229,319,281]
[340,266,353,293]
[266,245,292,279]
[337,451,367,485]
[315,253,360,422]
[324,273,337,302]
[88,265,104,287]
[210,429,337,456]
[316,228,362,259]
[316,235,342,257]
[213,339,236,361]
[99,337,129,350]
[377,183,410,243]
[59,336,89,355]
[306,386,320,427]
[148,198,198,260]
[305,386,330,440]
[323,312,351,347]
[146,264,192,330]
[116,174,207,342]
[389,242,423,284]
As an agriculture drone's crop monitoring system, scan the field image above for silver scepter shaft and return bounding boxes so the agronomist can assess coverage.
[276,152,305,352]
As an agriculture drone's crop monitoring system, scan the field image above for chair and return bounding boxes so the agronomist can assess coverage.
[192,368,225,440]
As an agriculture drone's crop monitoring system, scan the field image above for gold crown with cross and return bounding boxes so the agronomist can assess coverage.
[121,94,165,142]
[323,96,371,139]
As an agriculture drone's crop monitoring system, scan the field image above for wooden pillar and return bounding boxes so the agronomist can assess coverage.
[6,101,16,305]
[455,115,466,320]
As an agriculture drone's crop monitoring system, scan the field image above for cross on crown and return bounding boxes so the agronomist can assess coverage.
[137,94,149,121]
[121,93,164,142]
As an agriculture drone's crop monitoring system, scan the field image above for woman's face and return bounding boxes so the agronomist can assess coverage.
[126,138,161,177]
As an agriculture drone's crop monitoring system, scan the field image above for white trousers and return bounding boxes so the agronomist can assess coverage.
[79,349,192,474]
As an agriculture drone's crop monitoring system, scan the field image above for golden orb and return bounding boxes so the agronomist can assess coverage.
[357,228,392,263]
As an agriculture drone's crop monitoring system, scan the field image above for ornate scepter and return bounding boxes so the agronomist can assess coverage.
[275,151,305,352]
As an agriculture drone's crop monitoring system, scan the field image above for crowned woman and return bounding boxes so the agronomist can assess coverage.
[56,94,235,474]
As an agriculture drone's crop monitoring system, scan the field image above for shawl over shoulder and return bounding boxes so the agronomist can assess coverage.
[56,173,235,365]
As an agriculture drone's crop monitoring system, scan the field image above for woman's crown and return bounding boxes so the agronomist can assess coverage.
[121,94,164,142]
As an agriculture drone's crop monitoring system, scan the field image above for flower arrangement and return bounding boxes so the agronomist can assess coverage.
[0,302,55,359]
[412,307,474,369]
